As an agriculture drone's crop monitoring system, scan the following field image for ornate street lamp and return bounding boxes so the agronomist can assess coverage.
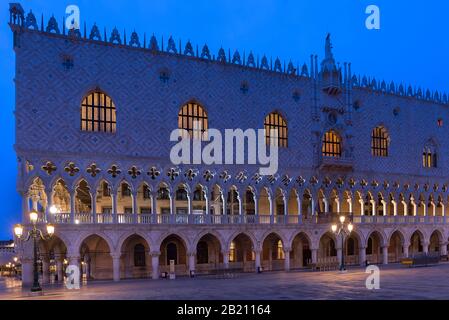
[14,210,54,292]
[331,215,354,272]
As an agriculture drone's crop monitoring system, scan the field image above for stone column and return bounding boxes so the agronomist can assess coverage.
[323,198,329,213]
[45,187,53,223]
[112,192,118,223]
[188,252,196,274]
[254,250,261,273]
[188,195,193,215]
[283,195,288,216]
[222,251,230,269]
[382,201,387,216]
[403,243,410,258]
[284,248,291,272]
[371,200,376,216]
[359,200,365,216]
[359,246,367,267]
[423,242,429,254]
[70,190,76,223]
[92,192,97,224]
[382,246,389,265]
[253,194,259,217]
[169,193,175,215]
[151,193,157,215]
[112,255,120,282]
[311,248,318,264]
[335,199,341,214]
[440,242,448,256]
[151,251,160,280]
[132,191,138,223]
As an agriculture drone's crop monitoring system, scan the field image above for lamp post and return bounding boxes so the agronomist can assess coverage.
[331,215,354,272]
[14,210,54,292]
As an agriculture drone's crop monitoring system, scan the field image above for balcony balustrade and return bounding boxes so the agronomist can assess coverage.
[42,212,449,226]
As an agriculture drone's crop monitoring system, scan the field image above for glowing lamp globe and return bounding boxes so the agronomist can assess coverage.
[14,225,23,238]
[29,211,38,223]
[348,223,354,233]
[46,224,55,236]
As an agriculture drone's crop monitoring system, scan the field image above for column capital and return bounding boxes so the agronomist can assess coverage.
[187,251,197,257]
[283,247,292,253]
[150,251,161,257]
[111,254,121,260]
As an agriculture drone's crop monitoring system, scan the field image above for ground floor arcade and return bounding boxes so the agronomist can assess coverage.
[17,224,449,286]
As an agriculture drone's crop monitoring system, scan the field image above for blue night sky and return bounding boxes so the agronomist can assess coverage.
[0,0,448,239]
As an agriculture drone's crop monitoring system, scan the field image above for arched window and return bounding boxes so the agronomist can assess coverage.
[134,244,146,267]
[81,91,116,133]
[322,130,341,157]
[371,127,389,157]
[423,144,437,168]
[178,102,208,140]
[264,112,288,147]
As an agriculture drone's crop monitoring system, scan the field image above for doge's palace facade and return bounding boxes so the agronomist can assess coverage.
[9,3,449,286]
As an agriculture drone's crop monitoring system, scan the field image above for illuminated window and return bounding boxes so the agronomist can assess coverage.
[178,102,208,140]
[229,241,236,262]
[423,147,437,168]
[81,91,116,133]
[277,240,284,260]
[371,127,389,157]
[264,112,288,148]
[322,130,342,157]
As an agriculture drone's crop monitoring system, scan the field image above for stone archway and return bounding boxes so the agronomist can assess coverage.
[262,233,285,271]
[159,234,188,276]
[119,234,151,279]
[366,231,383,264]
[318,232,337,264]
[290,232,312,269]
[195,233,223,274]
[409,230,424,257]
[229,233,255,272]
[79,234,113,281]
[388,230,405,263]
[41,235,68,284]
